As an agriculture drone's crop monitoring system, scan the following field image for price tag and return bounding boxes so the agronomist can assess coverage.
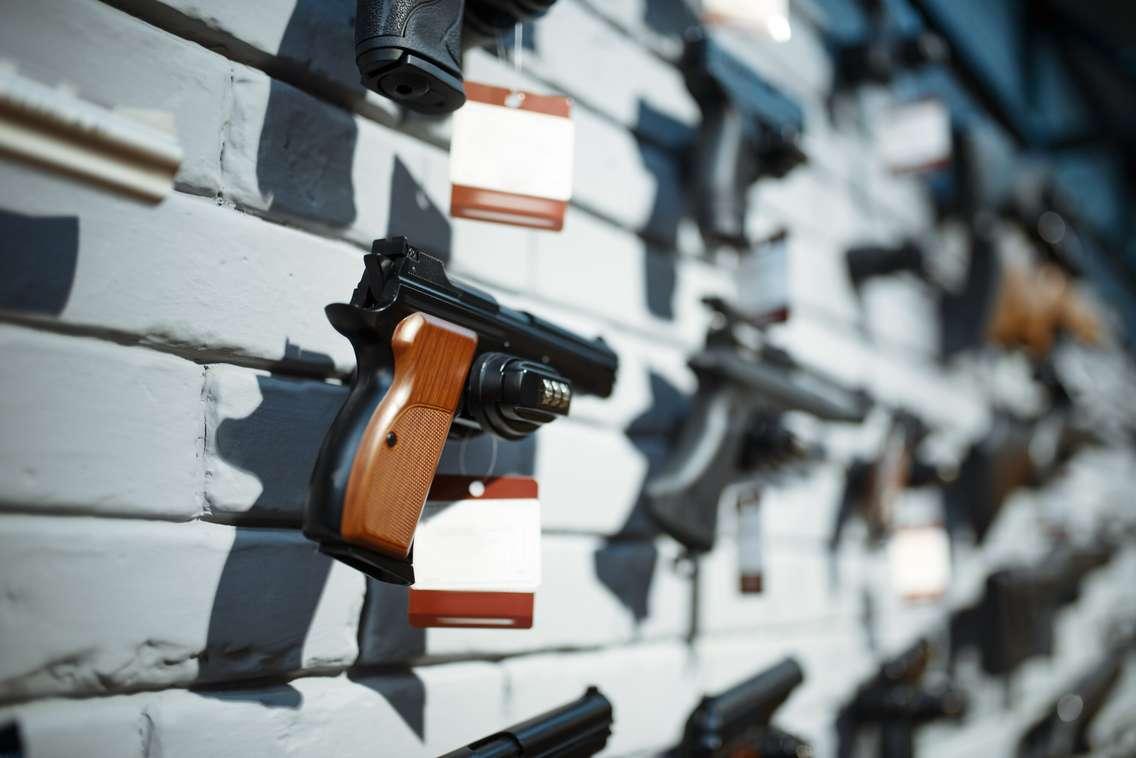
[408,475,540,628]
[704,0,792,42]
[888,525,951,602]
[878,98,951,174]
[737,230,791,325]
[866,423,910,537]
[450,82,573,231]
[736,485,765,594]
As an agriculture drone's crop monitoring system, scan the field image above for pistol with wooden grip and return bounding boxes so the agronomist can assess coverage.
[303,237,617,585]
[681,32,806,249]
[354,0,557,115]
[646,298,869,553]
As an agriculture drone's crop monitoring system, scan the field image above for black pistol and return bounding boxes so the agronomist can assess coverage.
[674,657,811,758]
[647,298,868,553]
[838,639,967,758]
[681,31,807,249]
[304,237,617,585]
[831,0,946,89]
[439,687,613,757]
[354,0,557,114]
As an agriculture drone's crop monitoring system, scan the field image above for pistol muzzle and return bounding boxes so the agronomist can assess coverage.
[465,352,571,439]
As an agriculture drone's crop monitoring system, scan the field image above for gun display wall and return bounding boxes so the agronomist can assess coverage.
[0,0,1134,756]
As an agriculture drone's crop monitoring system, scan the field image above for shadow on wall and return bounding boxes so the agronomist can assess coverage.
[642,0,700,40]
[254,0,360,230]
[594,371,691,623]
[0,209,79,316]
[387,157,452,261]
[634,100,696,321]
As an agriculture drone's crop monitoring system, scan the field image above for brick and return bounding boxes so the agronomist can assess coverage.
[0,516,363,701]
[358,536,690,663]
[0,0,228,194]
[0,663,505,758]
[0,148,717,387]
[527,0,699,149]
[0,326,204,519]
[501,642,701,755]
[0,160,359,371]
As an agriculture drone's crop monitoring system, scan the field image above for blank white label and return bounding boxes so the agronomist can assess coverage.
[737,235,790,321]
[704,0,791,41]
[888,526,951,601]
[879,99,951,174]
[413,496,541,592]
[450,100,574,201]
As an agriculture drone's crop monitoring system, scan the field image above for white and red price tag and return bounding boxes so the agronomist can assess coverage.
[704,0,792,41]
[409,475,541,629]
[888,525,951,602]
[878,98,952,174]
[450,82,574,231]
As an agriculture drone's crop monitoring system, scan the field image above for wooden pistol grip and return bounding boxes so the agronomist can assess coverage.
[341,313,478,558]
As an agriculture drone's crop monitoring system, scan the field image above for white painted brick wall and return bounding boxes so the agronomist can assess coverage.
[0,0,1131,756]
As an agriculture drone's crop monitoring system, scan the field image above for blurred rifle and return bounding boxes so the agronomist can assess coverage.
[648,297,869,552]
[837,639,967,758]
[672,657,811,757]
[439,687,612,757]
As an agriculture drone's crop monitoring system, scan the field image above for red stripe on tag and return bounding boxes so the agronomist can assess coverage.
[408,590,534,629]
[427,475,539,502]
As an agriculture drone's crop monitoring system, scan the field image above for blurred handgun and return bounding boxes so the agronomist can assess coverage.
[354,0,557,114]
[681,31,806,249]
[945,387,1104,544]
[829,411,950,550]
[838,639,967,758]
[832,0,947,89]
[440,687,613,757]
[647,297,869,553]
[951,542,1115,677]
[673,657,811,758]
[304,237,617,585]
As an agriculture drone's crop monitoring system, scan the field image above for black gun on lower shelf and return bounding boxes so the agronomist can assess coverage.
[838,639,967,758]
[647,298,869,553]
[439,687,612,757]
[672,657,811,757]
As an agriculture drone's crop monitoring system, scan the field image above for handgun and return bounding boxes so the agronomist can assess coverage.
[829,410,950,551]
[439,687,613,757]
[1017,649,1125,758]
[647,298,869,553]
[831,0,947,89]
[838,639,967,758]
[944,390,1104,544]
[304,237,617,585]
[354,0,557,115]
[681,31,807,249]
[673,657,811,758]
[950,542,1115,677]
